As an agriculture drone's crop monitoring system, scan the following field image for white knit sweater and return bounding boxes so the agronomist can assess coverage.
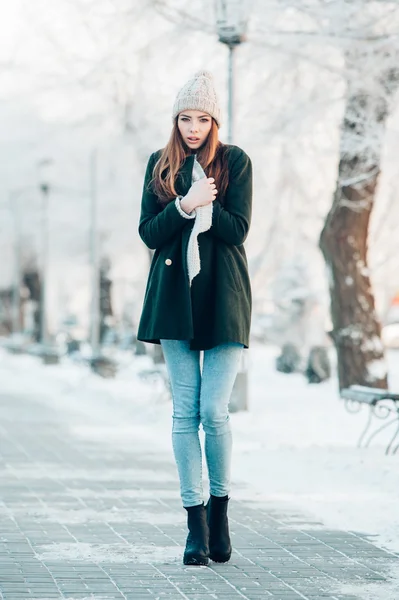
[174,157,213,286]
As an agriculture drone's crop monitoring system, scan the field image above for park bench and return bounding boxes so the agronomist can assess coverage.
[340,385,399,455]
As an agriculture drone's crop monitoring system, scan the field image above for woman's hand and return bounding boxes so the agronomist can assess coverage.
[180,178,217,214]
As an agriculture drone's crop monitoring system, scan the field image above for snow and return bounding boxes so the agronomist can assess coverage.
[366,358,388,382]
[1,343,399,565]
[36,542,184,564]
[359,294,370,311]
[360,266,370,277]
[0,504,185,526]
[337,324,363,341]
[336,564,399,600]
[362,335,384,353]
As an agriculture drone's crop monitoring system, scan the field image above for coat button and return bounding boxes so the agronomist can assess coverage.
[165,259,172,266]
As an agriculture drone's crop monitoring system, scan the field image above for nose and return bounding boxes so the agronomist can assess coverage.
[190,123,199,133]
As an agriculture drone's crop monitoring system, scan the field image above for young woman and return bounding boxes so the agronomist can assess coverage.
[137,71,252,566]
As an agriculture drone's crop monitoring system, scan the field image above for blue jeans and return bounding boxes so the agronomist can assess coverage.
[160,340,244,507]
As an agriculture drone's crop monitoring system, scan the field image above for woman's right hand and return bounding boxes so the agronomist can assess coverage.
[180,178,217,214]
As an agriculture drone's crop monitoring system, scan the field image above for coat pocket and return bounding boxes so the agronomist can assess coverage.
[224,254,243,293]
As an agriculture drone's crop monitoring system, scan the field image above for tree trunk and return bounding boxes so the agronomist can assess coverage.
[319,45,399,391]
[320,163,387,390]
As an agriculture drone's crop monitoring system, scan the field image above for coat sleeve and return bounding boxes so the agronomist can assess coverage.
[138,153,192,250]
[210,150,252,246]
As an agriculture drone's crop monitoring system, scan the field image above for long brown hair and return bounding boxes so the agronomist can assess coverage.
[152,119,229,205]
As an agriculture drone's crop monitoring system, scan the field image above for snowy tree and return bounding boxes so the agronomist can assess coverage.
[249,0,399,389]
[319,45,398,389]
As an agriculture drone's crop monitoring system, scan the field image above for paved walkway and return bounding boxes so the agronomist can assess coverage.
[0,386,398,600]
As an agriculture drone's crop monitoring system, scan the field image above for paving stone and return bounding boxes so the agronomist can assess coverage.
[0,391,398,600]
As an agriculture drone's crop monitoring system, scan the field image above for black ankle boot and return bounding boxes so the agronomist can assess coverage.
[206,495,232,563]
[183,504,209,566]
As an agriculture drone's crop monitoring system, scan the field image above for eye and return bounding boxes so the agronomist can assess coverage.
[181,117,189,121]
[201,119,210,123]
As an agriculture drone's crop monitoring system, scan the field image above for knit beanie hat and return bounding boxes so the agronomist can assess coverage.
[172,70,222,128]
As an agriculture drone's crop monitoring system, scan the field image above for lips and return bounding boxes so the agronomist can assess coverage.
[187,137,200,142]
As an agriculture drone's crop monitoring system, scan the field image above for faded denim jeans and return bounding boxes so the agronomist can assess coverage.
[160,339,244,507]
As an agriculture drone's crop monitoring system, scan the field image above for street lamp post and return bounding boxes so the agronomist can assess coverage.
[7,186,37,349]
[89,148,101,359]
[9,191,22,337]
[6,156,105,368]
[38,159,59,364]
[215,0,249,143]
[34,151,108,372]
[216,0,250,411]
[39,181,49,348]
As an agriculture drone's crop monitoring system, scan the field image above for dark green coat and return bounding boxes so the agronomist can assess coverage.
[137,144,252,350]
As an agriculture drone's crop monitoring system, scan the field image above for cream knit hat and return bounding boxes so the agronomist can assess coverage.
[172,70,222,128]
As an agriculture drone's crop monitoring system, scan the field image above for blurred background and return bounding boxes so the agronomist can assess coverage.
[3,0,399,572]
[1,0,399,391]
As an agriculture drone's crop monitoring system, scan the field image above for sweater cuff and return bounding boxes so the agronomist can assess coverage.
[175,197,196,219]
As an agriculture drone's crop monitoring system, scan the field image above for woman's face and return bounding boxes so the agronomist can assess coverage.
[177,110,212,150]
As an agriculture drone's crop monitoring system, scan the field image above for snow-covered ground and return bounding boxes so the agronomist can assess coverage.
[234,346,399,555]
[1,342,399,561]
